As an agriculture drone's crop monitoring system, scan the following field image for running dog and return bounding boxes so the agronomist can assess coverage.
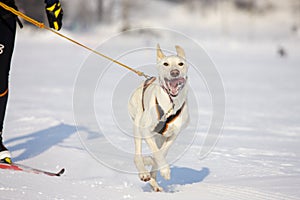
[128,44,189,191]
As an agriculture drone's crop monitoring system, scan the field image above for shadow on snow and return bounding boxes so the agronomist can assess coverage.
[5,123,79,162]
[143,166,210,192]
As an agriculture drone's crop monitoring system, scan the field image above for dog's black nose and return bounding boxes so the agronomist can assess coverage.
[170,69,180,77]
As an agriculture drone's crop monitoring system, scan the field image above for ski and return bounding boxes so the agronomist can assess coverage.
[0,162,65,177]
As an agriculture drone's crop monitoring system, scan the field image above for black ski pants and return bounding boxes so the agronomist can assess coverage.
[0,3,16,132]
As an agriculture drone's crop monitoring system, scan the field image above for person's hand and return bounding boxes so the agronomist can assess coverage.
[45,0,63,31]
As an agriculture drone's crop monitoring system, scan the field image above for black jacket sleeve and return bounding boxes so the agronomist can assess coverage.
[44,0,59,6]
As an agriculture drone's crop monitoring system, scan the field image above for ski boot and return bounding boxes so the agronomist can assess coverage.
[0,132,12,164]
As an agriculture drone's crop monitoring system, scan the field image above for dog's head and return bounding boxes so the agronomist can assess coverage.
[156,44,188,97]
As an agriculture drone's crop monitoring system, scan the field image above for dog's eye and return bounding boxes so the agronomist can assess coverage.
[163,62,169,66]
[178,62,184,66]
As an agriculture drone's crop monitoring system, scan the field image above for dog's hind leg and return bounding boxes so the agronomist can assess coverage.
[160,133,177,157]
[150,160,163,192]
[144,135,171,180]
[143,156,154,166]
[141,156,163,192]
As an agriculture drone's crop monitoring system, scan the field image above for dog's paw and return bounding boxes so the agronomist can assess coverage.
[139,172,151,182]
[160,165,171,180]
[149,178,163,192]
[152,186,163,192]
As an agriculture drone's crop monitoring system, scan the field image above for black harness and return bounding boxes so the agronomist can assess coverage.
[153,101,185,135]
[141,77,186,135]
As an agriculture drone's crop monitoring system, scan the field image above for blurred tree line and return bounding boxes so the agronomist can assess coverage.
[14,0,300,32]
[15,0,131,30]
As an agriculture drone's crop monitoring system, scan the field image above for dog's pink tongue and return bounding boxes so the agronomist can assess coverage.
[169,80,178,87]
[170,87,177,95]
[169,80,177,92]
[169,79,182,95]
[166,78,185,96]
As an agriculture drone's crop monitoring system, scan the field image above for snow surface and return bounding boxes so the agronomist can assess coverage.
[1,0,300,199]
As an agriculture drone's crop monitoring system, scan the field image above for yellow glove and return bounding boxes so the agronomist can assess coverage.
[45,1,63,31]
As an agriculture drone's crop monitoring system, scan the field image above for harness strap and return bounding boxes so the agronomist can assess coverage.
[141,77,156,111]
[160,79,174,104]
[153,101,185,135]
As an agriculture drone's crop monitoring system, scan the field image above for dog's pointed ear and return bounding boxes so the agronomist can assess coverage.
[175,45,185,59]
[157,44,166,62]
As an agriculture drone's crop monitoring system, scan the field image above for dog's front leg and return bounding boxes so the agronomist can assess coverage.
[149,160,163,192]
[134,126,151,182]
[145,135,170,180]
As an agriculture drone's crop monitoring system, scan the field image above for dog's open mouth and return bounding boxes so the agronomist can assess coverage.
[164,77,186,97]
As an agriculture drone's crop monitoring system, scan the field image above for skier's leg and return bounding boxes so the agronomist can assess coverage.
[0,5,17,162]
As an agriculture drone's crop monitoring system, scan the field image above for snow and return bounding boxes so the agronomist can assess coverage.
[1,0,300,199]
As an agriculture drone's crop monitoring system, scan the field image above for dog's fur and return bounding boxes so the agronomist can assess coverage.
[128,44,189,191]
